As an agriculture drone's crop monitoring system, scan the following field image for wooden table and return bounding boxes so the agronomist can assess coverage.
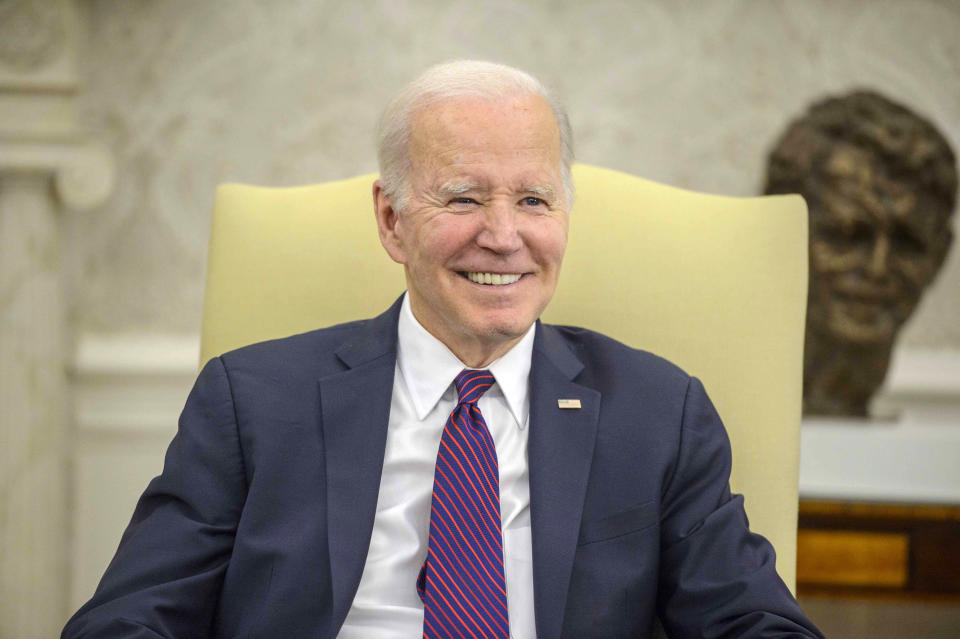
[797,500,960,600]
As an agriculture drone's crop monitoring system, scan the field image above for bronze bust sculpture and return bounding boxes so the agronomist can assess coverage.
[764,91,957,416]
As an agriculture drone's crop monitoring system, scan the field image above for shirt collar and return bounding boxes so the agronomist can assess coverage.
[396,293,535,428]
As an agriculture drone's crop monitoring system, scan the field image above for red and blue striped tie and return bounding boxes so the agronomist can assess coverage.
[417,369,510,639]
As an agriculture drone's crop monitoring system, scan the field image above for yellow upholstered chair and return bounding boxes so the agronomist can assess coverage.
[200,163,807,591]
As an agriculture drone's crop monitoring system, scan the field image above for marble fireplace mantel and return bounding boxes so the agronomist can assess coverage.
[0,1,114,637]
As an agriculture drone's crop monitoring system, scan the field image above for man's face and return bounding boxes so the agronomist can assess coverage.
[375,93,569,364]
[808,145,949,344]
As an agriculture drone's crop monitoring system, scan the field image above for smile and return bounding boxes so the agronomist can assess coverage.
[461,271,523,286]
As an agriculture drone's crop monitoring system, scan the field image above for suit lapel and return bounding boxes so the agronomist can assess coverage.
[320,298,402,635]
[318,305,600,638]
[528,323,601,639]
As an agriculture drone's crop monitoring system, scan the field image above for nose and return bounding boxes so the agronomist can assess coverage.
[476,200,523,254]
[866,232,891,279]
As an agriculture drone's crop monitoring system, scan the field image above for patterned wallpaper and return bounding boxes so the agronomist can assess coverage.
[68,0,960,347]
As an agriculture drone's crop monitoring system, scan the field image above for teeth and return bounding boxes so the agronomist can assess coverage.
[466,272,522,285]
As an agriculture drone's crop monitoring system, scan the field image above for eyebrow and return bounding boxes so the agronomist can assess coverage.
[435,181,557,200]
[522,184,556,200]
[437,182,482,197]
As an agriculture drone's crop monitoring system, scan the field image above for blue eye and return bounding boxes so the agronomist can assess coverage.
[522,197,545,207]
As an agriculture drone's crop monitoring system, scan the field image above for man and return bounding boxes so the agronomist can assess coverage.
[64,61,822,638]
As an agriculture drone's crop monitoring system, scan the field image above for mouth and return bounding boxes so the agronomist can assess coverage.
[458,271,524,286]
[832,289,897,308]
[831,276,900,301]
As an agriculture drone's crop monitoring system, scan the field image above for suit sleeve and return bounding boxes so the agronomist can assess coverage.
[655,377,823,639]
[62,356,247,638]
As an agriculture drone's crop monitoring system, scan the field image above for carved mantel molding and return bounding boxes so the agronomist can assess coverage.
[0,0,66,72]
[0,0,76,88]
[0,1,114,636]
[0,139,115,210]
[0,0,114,208]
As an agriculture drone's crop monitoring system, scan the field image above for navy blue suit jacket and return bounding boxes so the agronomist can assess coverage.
[63,298,821,638]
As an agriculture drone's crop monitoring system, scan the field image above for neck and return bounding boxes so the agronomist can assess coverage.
[803,329,895,417]
[448,336,524,369]
[405,293,530,368]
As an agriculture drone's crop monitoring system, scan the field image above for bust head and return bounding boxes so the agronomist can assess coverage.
[765,91,957,415]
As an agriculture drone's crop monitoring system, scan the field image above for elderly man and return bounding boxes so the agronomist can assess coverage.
[63,61,821,639]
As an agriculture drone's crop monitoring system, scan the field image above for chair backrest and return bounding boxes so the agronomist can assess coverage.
[201,163,807,591]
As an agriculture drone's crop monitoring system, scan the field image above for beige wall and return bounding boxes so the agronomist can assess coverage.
[69,0,960,347]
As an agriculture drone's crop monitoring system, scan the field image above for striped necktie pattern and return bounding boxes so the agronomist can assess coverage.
[417,369,510,639]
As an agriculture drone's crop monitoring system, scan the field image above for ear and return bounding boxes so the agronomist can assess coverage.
[373,179,407,265]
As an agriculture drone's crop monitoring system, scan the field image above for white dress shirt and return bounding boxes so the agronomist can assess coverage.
[338,294,537,638]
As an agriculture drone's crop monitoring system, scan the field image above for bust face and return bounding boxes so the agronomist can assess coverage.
[807,144,950,345]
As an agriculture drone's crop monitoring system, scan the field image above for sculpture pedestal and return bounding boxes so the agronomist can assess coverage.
[800,348,960,504]
[800,417,960,505]
[797,352,960,599]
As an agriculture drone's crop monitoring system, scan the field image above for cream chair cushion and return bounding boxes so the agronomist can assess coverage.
[201,163,807,591]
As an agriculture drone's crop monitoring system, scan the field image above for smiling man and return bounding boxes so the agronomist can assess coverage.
[375,87,569,368]
[63,61,822,639]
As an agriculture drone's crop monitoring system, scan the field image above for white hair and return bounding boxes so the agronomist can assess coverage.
[376,60,575,212]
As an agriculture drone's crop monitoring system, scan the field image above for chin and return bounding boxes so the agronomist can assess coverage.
[468,313,536,342]
[823,311,897,345]
[475,320,532,341]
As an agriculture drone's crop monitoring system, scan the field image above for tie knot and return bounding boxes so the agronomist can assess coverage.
[454,369,494,405]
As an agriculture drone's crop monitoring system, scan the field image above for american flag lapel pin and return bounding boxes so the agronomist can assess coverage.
[557,398,581,409]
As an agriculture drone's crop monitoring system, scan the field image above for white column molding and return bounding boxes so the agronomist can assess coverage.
[0,173,69,639]
[0,140,115,210]
[69,333,199,609]
[0,1,114,635]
